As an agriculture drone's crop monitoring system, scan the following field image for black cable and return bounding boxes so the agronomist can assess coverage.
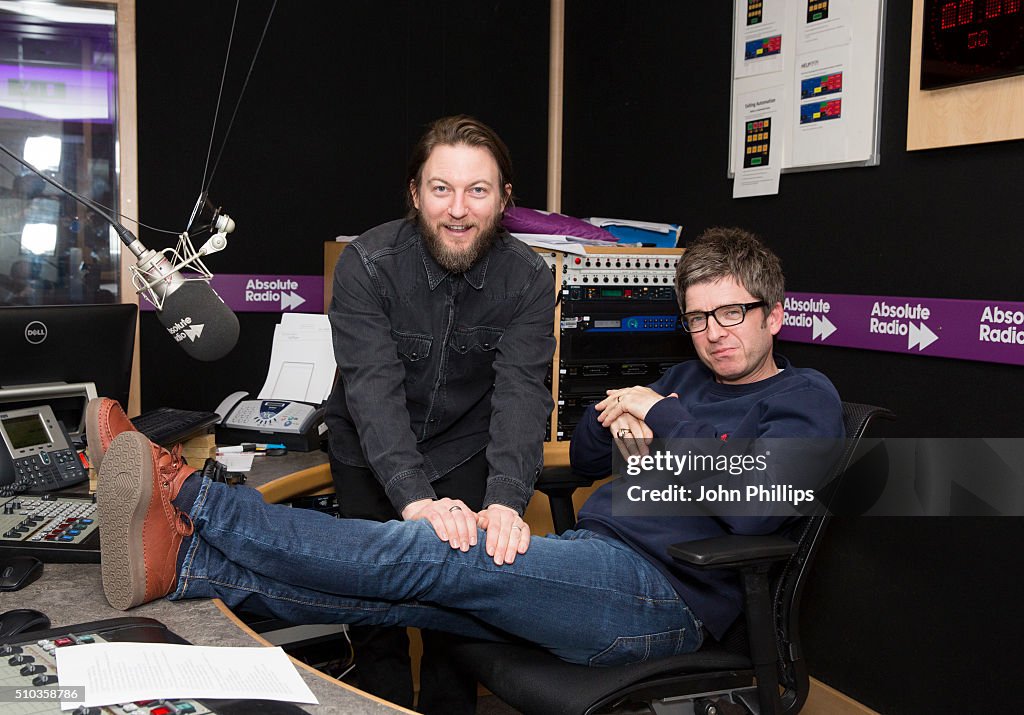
[202,0,278,195]
[0,143,138,247]
[198,0,240,197]
[0,144,113,222]
[0,151,180,238]
[0,479,29,498]
[0,2,279,241]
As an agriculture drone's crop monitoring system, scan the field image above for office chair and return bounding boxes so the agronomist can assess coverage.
[452,401,893,715]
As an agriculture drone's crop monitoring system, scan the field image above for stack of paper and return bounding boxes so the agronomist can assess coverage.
[258,313,336,404]
[511,233,589,255]
[57,642,318,709]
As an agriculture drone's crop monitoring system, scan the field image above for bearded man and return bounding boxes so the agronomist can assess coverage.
[323,115,555,713]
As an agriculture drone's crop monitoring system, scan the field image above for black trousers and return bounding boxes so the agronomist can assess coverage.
[330,451,487,715]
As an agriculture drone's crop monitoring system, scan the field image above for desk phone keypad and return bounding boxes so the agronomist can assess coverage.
[223,400,308,432]
[0,632,212,714]
[11,449,87,493]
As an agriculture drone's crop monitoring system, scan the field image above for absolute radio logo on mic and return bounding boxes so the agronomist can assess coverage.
[166,316,206,343]
[157,281,239,360]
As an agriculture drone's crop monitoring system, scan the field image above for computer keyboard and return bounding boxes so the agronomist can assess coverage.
[130,407,221,445]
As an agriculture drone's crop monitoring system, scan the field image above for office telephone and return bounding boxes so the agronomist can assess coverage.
[0,404,88,494]
[214,391,325,451]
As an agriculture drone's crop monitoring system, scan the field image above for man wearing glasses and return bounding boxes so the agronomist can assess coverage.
[569,226,843,643]
[571,226,818,460]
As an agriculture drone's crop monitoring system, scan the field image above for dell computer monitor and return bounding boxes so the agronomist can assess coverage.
[0,303,137,435]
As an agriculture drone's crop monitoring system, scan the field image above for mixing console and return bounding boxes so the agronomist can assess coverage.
[0,495,99,563]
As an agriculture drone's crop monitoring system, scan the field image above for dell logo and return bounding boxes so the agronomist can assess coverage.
[25,320,47,344]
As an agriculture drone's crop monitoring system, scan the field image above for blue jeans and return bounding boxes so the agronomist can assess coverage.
[171,477,704,666]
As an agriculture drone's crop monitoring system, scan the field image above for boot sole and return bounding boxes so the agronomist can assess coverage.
[97,431,152,610]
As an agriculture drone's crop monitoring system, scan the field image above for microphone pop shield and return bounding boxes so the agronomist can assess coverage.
[156,280,240,361]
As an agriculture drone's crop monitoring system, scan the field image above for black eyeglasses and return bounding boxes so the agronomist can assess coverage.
[681,301,767,333]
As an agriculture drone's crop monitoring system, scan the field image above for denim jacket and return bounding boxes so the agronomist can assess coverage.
[325,219,555,515]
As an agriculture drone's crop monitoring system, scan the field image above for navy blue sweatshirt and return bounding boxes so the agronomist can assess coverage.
[570,355,843,639]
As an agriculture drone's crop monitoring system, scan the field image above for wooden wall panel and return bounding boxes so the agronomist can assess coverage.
[907,0,1024,150]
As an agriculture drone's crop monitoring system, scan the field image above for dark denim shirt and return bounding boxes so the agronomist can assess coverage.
[325,219,555,515]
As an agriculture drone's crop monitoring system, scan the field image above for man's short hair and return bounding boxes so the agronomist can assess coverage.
[675,227,784,312]
[405,115,514,217]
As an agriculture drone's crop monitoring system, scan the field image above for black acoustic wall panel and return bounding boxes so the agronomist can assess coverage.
[562,2,1024,712]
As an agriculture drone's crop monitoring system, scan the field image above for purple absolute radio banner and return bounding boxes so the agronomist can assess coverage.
[139,275,324,314]
[778,292,1024,367]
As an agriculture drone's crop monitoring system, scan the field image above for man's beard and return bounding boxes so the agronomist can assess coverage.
[418,213,500,274]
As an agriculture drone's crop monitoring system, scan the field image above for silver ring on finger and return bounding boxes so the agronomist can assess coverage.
[449,505,462,513]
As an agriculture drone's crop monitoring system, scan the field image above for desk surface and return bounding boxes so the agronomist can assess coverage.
[244,449,332,485]
[2,450,409,715]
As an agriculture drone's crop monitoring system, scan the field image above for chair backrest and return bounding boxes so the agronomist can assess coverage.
[769,401,893,713]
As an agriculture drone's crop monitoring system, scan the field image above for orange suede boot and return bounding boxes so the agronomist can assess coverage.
[97,431,195,610]
[85,397,138,470]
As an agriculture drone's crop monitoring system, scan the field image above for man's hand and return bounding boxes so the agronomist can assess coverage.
[401,498,478,551]
[476,503,530,565]
[596,386,672,424]
[595,387,675,459]
[606,412,654,459]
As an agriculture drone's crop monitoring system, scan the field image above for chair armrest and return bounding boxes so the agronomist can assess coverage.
[668,534,797,569]
[534,465,599,535]
[535,464,596,493]
[671,534,798,715]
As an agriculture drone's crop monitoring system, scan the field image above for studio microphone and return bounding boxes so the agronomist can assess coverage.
[122,206,240,362]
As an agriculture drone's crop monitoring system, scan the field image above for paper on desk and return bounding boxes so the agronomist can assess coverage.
[511,233,589,255]
[57,642,318,710]
[215,452,255,471]
[587,217,677,234]
[258,312,336,404]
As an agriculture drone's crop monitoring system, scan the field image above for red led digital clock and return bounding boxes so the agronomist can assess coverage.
[921,0,1024,89]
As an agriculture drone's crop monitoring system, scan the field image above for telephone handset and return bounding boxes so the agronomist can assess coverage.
[0,404,88,494]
